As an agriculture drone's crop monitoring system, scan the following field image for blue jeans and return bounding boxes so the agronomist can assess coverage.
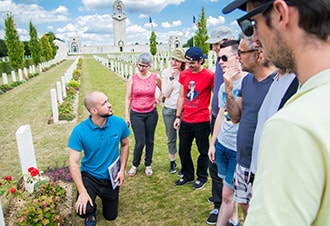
[79,171,119,220]
[162,106,177,155]
[178,121,210,183]
[130,108,158,167]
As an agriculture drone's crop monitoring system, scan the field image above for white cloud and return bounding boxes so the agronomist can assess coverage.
[172,20,181,27]
[0,1,69,27]
[54,5,69,14]
[144,22,157,29]
[206,15,226,27]
[161,22,171,29]
[82,0,184,14]
[55,13,114,45]
[82,0,113,10]
[161,20,181,29]
[138,14,148,19]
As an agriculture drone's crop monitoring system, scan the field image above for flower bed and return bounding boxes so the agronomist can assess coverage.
[1,164,74,225]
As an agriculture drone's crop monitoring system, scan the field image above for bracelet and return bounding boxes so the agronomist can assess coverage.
[176,116,180,119]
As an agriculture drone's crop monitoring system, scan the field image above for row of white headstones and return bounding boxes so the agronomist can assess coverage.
[1,60,58,85]
[94,50,217,79]
[50,57,80,123]
[0,57,79,225]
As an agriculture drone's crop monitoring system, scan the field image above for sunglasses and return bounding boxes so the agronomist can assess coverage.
[237,49,258,56]
[218,54,235,62]
[237,0,293,36]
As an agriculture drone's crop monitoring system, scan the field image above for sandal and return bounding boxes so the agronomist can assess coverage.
[145,166,153,176]
[128,166,137,177]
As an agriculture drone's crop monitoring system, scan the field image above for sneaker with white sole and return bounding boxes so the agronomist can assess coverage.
[206,208,219,225]
[192,180,207,190]
[226,220,240,226]
[175,178,194,186]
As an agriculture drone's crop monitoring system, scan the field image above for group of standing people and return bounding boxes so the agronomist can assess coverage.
[66,0,330,224]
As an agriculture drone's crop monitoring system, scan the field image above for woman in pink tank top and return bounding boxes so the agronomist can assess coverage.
[125,53,162,177]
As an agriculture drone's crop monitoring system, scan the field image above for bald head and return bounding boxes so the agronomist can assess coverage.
[84,91,105,112]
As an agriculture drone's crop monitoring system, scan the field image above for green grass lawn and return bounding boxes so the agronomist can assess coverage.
[0,55,244,225]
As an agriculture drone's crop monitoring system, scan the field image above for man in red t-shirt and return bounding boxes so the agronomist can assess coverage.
[174,46,214,190]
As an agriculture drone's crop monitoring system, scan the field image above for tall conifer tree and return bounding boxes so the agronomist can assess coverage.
[4,12,25,70]
[194,7,209,56]
[29,21,41,64]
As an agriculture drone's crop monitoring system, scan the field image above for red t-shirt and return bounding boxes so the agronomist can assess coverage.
[179,68,214,123]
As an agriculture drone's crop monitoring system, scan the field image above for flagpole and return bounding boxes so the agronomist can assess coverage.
[192,16,196,46]
[149,16,153,32]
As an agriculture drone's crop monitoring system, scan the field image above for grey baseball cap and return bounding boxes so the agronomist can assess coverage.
[205,26,235,44]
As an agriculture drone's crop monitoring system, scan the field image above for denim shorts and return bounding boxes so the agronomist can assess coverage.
[215,141,237,190]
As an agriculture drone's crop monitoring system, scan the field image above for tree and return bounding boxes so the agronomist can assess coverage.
[40,34,52,61]
[45,31,57,59]
[193,7,209,56]
[183,37,194,48]
[23,41,31,57]
[149,31,157,56]
[29,21,41,64]
[4,12,25,70]
[0,39,8,58]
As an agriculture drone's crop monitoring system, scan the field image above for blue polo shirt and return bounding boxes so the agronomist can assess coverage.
[68,115,130,180]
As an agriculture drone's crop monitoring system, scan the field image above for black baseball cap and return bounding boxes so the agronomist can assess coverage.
[222,0,249,14]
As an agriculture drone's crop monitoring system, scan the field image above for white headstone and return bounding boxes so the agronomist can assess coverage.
[208,51,216,72]
[0,200,5,226]
[50,89,59,123]
[56,81,63,104]
[120,63,124,78]
[61,76,67,98]
[125,64,128,78]
[16,125,38,176]
[23,67,28,79]
[18,69,23,81]
[129,65,133,77]
[11,71,17,82]
[2,73,8,85]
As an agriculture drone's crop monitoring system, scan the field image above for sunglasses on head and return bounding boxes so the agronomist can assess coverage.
[237,0,293,36]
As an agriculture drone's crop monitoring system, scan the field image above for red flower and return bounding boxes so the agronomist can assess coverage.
[4,176,12,182]
[28,167,39,177]
[0,182,2,186]
[9,187,16,194]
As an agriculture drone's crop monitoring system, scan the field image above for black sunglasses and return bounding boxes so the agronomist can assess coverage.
[218,55,235,62]
[237,0,293,36]
[237,1,274,36]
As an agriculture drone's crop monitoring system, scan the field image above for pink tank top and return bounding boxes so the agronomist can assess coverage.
[131,73,157,113]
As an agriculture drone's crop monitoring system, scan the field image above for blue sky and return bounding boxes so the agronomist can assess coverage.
[0,0,246,46]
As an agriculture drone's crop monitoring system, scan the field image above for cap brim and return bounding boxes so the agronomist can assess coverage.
[205,38,222,44]
[222,0,248,14]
